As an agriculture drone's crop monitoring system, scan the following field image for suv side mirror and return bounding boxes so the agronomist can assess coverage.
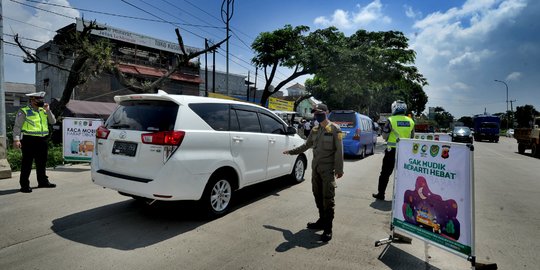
[286,126,297,135]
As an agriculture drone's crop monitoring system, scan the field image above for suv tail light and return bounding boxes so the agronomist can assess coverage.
[353,128,361,140]
[96,126,110,139]
[141,130,185,146]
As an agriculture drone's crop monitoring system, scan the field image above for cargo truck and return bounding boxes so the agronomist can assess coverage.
[514,116,540,157]
[473,114,500,142]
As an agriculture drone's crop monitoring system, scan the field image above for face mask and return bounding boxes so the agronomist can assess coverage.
[35,100,45,107]
[314,113,326,123]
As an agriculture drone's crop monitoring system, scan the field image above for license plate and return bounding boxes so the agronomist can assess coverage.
[112,141,137,157]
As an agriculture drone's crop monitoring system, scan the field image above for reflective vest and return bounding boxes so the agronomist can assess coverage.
[21,106,49,137]
[387,115,414,149]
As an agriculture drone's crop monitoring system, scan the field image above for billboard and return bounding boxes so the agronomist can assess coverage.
[392,139,474,258]
[268,97,294,111]
[62,118,103,162]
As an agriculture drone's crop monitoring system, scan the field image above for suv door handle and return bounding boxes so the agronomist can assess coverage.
[232,136,244,142]
[268,138,276,143]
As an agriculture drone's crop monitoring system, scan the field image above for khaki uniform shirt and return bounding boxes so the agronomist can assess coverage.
[288,122,344,174]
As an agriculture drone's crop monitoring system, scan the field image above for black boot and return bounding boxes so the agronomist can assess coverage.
[321,229,332,242]
[307,219,325,230]
[372,193,385,200]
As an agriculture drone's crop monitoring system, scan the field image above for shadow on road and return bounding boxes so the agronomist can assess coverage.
[51,176,298,250]
[369,199,393,211]
[263,225,327,252]
[52,165,91,172]
[0,189,20,196]
[51,200,206,250]
[378,244,441,270]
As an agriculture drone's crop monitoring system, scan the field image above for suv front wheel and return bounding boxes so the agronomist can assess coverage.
[202,176,233,217]
[290,156,306,183]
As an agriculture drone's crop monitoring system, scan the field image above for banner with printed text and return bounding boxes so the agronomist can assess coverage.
[414,132,451,142]
[392,139,473,257]
[62,118,103,162]
[268,97,294,111]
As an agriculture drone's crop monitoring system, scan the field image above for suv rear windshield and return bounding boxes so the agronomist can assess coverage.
[106,100,178,131]
[329,113,357,128]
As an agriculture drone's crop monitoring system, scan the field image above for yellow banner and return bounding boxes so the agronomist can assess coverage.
[208,92,242,101]
[268,97,294,111]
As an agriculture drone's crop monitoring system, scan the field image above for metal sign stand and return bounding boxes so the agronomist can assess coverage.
[374,141,497,270]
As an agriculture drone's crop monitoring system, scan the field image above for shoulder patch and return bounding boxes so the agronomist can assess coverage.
[338,132,345,140]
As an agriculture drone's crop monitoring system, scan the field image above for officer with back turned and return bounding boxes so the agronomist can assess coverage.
[12,91,57,193]
[372,100,414,200]
[283,103,344,242]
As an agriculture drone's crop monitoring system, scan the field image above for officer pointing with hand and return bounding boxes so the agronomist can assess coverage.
[13,91,57,193]
[283,103,344,242]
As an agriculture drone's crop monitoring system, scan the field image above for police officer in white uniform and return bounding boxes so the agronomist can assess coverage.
[12,91,57,193]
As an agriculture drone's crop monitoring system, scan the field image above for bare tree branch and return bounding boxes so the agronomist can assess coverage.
[14,34,72,72]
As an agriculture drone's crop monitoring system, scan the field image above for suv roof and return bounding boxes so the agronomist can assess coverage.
[114,90,260,107]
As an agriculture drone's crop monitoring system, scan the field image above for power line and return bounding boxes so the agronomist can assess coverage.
[19,0,222,29]
[9,0,75,19]
[3,15,57,32]
[120,0,206,40]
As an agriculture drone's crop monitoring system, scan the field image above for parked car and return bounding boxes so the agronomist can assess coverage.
[328,110,377,158]
[506,128,514,137]
[91,91,307,217]
[451,126,473,144]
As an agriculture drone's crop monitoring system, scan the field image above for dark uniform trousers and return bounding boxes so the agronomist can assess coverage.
[377,148,396,195]
[20,135,49,189]
[312,166,336,230]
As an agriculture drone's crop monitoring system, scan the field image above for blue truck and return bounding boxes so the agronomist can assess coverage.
[473,114,500,143]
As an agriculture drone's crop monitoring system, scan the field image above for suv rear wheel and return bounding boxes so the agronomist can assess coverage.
[202,176,233,217]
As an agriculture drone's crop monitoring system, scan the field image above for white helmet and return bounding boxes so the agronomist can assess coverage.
[391,100,407,115]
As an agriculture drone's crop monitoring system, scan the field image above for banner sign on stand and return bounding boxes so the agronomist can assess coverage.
[414,132,451,142]
[62,117,103,162]
[392,139,474,258]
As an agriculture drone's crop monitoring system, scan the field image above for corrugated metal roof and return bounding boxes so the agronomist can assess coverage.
[4,82,35,94]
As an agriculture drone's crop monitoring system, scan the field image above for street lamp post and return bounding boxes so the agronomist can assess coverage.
[494,79,509,130]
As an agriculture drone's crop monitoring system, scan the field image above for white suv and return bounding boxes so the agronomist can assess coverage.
[91,91,307,216]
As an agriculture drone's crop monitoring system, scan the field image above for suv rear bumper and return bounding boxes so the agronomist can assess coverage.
[91,160,210,201]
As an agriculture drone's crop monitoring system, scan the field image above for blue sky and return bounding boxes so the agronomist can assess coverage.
[3,0,539,118]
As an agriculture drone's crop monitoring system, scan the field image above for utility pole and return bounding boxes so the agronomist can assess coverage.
[212,44,216,93]
[204,39,208,97]
[510,99,517,128]
[0,1,13,178]
[222,0,234,96]
[245,71,250,101]
[253,68,258,102]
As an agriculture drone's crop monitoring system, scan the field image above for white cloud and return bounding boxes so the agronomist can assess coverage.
[404,5,422,19]
[4,0,80,83]
[448,49,494,67]
[506,72,522,81]
[313,0,391,29]
[410,0,531,116]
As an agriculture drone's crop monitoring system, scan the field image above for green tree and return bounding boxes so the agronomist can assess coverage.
[433,107,454,128]
[457,116,473,128]
[303,30,428,118]
[252,25,345,106]
[515,105,539,128]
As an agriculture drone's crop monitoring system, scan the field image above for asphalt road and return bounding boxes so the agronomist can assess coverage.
[0,136,538,270]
